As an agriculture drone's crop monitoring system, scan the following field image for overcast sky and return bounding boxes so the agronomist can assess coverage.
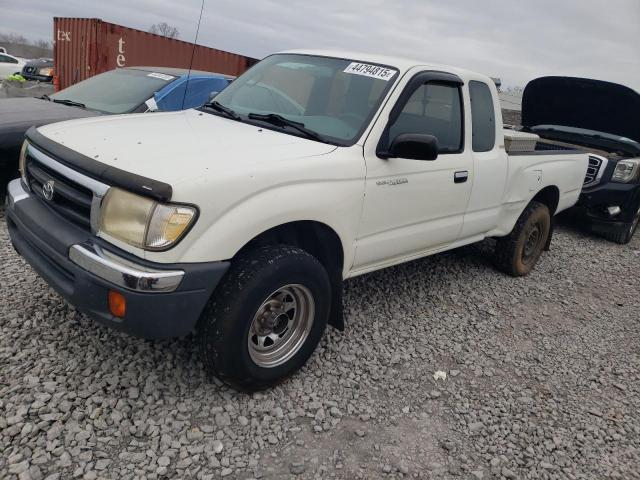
[2,0,639,90]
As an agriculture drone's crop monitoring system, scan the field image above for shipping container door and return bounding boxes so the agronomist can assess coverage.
[54,18,99,90]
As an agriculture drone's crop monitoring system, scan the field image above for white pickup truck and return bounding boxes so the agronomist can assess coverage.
[6,50,588,390]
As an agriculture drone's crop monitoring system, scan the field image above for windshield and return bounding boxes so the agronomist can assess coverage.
[51,68,176,114]
[212,54,399,145]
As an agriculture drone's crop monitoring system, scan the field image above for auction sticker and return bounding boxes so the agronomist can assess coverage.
[147,72,175,81]
[344,63,396,81]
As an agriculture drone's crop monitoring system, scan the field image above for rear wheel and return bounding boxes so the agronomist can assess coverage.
[494,201,551,277]
[197,245,331,391]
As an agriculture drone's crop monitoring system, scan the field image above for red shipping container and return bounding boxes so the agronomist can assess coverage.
[53,17,258,90]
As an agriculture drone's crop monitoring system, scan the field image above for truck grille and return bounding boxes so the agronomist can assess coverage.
[583,154,607,188]
[24,150,97,230]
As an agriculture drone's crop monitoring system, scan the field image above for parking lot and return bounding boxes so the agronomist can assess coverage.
[1,203,638,480]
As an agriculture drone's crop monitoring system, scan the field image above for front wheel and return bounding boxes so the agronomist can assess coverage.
[493,201,551,277]
[603,206,640,245]
[197,245,331,391]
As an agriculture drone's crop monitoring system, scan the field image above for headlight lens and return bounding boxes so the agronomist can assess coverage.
[99,188,197,250]
[612,158,640,183]
[38,67,54,76]
[19,140,29,184]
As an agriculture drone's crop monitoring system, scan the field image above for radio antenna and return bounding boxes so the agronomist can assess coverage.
[181,0,206,110]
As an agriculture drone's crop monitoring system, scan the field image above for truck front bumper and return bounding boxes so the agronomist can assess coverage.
[573,181,640,233]
[6,179,229,339]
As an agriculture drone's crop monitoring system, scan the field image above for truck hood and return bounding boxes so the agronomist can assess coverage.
[37,109,337,187]
[522,76,640,145]
[0,97,100,150]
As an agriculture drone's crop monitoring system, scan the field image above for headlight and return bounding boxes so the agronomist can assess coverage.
[99,188,197,250]
[18,140,29,184]
[38,67,54,76]
[611,158,640,183]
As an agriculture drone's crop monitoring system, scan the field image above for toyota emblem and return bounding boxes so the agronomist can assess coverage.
[42,180,55,201]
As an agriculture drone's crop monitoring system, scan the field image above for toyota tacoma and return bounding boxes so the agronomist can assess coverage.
[6,51,588,390]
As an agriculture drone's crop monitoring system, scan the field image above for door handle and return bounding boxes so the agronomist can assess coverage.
[454,171,468,183]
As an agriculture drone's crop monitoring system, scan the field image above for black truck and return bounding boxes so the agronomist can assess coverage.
[522,76,640,244]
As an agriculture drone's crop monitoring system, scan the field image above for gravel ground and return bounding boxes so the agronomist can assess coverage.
[0,80,54,99]
[1,206,639,480]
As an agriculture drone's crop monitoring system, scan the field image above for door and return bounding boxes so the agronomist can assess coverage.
[353,72,473,270]
[458,80,508,238]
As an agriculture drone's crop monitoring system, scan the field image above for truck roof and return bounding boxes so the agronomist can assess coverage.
[283,49,495,85]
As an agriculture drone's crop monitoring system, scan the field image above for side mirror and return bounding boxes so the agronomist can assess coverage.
[385,133,439,161]
[208,91,220,102]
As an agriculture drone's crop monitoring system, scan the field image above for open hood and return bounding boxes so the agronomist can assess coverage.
[522,76,640,144]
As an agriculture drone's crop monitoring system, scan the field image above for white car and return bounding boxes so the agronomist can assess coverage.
[0,53,26,78]
[6,50,589,390]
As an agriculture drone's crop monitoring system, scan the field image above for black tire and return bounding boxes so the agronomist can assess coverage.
[601,210,640,245]
[197,245,331,391]
[0,167,9,205]
[494,201,551,277]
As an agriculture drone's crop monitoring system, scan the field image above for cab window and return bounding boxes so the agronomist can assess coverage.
[469,81,496,152]
[389,83,463,153]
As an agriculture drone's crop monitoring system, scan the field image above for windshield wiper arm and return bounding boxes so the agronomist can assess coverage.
[248,113,326,142]
[40,94,51,101]
[52,99,86,109]
[203,101,241,121]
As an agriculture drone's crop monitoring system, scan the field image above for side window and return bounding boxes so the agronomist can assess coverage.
[469,81,496,152]
[389,83,463,153]
[0,54,12,63]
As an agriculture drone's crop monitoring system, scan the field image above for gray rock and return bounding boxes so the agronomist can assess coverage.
[212,440,224,454]
[501,467,517,479]
[215,413,231,427]
[289,461,305,475]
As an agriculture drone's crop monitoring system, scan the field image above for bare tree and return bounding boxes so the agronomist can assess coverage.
[0,32,52,58]
[149,22,180,39]
[0,33,29,45]
[34,39,52,50]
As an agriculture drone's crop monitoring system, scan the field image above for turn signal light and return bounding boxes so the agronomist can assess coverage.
[108,291,126,318]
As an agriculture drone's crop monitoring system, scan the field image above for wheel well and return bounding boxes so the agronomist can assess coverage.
[237,221,344,272]
[236,221,345,330]
[532,186,560,215]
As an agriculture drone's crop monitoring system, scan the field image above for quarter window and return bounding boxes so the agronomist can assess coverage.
[469,81,496,152]
[389,83,463,153]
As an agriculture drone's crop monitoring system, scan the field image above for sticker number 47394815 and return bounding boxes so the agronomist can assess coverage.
[343,62,396,81]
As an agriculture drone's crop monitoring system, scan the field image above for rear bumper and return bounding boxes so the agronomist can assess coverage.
[6,179,229,339]
[573,181,640,232]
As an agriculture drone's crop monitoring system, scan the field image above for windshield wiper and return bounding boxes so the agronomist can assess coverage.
[203,101,241,121]
[248,113,326,142]
[52,98,86,109]
[40,94,51,101]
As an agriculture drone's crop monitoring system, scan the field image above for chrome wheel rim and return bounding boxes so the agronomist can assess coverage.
[248,284,315,368]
